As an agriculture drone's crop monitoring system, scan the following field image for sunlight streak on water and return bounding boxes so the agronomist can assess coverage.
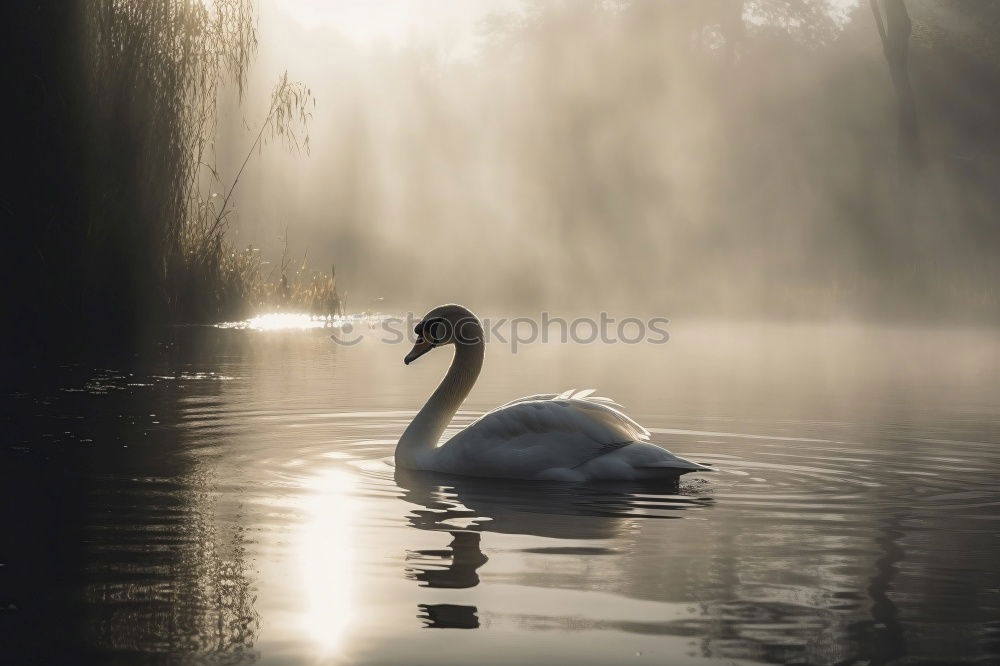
[298,467,358,657]
[218,312,349,331]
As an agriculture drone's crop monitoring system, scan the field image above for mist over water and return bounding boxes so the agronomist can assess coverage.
[5,2,1000,665]
[217,0,1000,319]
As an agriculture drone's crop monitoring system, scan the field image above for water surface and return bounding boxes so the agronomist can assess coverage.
[3,320,999,665]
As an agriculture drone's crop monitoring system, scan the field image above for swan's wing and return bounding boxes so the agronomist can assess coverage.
[440,395,649,478]
[495,390,622,411]
[497,393,560,408]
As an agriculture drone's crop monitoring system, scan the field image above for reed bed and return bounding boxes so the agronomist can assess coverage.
[67,0,312,336]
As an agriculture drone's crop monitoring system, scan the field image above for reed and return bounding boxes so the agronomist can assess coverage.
[169,70,313,322]
[5,0,310,351]
[85,1,312,327]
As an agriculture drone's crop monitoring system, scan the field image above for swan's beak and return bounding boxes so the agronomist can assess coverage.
[404,338,433,365]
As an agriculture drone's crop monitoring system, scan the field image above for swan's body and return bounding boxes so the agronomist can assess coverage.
[397,304,710,482]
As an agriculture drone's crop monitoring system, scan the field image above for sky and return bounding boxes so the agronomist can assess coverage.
[273,0,861,43]
[271,0,522,57]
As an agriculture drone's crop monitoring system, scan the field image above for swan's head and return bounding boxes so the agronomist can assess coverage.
[404,304,483,365]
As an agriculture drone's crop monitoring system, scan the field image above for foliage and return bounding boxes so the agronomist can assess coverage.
[86,1,312,325]
[5,0,312,352]
[173,72,314,322]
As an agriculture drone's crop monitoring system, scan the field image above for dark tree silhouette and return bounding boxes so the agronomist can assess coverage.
[870,0,921,227]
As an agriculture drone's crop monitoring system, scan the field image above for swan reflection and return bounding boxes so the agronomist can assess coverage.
[396,466,706,538]
[417,603,481,629]
[407,531,489,589]
[395,467,711,630]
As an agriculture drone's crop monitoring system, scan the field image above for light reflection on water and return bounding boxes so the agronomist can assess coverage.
[2,321,999,664]
[216,312,358,331]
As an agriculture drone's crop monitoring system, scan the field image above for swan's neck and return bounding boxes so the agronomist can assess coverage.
[397,339,484,467]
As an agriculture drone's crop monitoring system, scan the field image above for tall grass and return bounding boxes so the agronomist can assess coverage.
[84,0,312,328]
[4,0,310,353]
[171,71,314,322]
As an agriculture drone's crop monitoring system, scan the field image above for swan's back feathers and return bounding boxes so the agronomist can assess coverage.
[434,391,651,478]
[496,389,627,412]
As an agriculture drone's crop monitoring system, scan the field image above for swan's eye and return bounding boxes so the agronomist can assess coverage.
[424,319,448,344]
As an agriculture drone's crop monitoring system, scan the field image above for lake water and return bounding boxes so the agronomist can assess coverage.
[3,318,999,665]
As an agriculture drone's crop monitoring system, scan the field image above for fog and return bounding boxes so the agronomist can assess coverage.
[5,3,1000,662]
[214,0,1000,319]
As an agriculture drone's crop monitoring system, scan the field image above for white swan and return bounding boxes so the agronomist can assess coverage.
[397,304,710,482]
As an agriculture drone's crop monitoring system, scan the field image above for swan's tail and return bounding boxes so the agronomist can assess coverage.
[637,456,714,473]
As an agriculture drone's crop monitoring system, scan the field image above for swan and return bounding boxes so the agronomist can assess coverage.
[397,304,711,482]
